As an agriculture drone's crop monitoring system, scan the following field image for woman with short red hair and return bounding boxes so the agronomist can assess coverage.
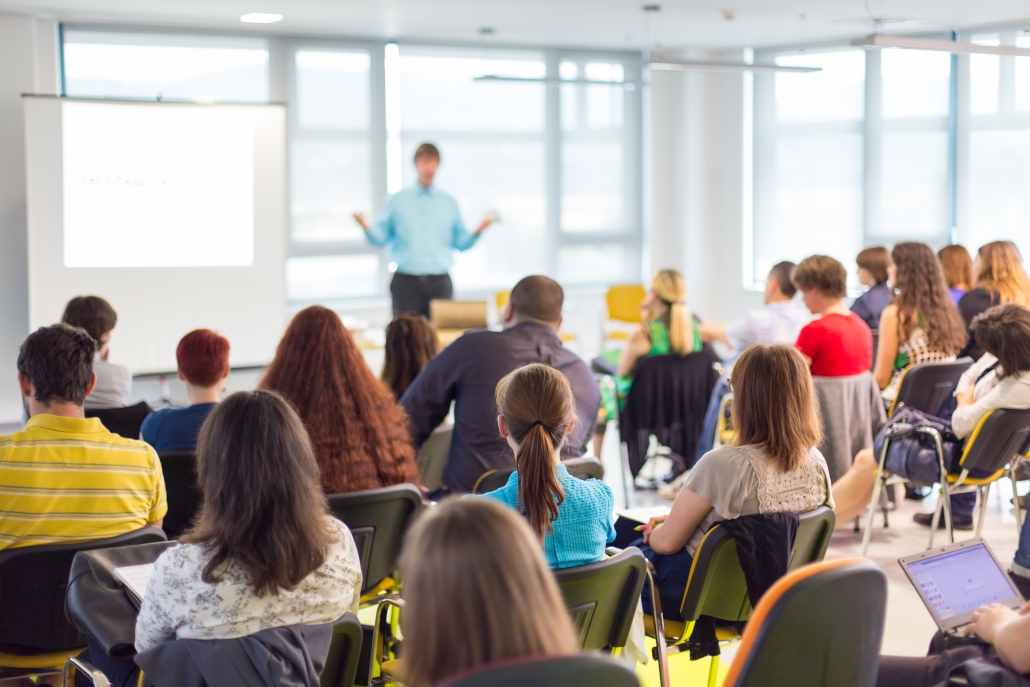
[141,329,230,452]
[260,306,420,494]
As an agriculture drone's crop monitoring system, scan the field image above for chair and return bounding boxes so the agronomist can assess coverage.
[325,484,423,601]
[85,401,153,439]
[721,558,886,687]
[472,468,514,494]
[925,408,1030,548]
[430,299,488,347]
[714,391,734,448]
[158,451,201,539]
[416,425,453,492]
[320,613,365,687]
[439,655,640,687]
[473,457,606,495]
[601,284,646,346]
[553,547,647,651]
[0,526,167,681]
[788,506,835,572]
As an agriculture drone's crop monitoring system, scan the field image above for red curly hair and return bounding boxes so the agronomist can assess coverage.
[260,306,419,494]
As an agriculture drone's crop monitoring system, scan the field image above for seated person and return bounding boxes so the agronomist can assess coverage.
[475,363,614,569]
[595,269,703,453]
[402,276,600,495]
[640,344,832,620]
[699,260,809,357]
[938,244,973,306]
[141,329,230,452]
[398,499,579,687]
[850,246,893,331]
[832,304,1030,530]
[873,242,966,402]
[793,255,874,376]
[261,306,419,495]
[959,241,1030,361]
[84,390,362,687]
[0,324,165,551]
[62,295,131,409]
[381,314,439,400]
[877,602,1030,687]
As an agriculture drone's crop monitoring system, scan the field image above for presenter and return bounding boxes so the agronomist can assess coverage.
[354,143,496,317]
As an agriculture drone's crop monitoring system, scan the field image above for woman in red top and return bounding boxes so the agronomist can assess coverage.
[793,255,874,376]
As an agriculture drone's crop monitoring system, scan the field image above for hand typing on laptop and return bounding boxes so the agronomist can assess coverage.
[961,600,1030,674]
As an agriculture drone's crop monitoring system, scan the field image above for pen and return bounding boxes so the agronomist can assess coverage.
[634,524,647,531]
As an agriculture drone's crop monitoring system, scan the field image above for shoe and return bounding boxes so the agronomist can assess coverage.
[1011,494,1028,509]
[1010,571,1030,600]
[913,511,974,530]
[905,485,931,500]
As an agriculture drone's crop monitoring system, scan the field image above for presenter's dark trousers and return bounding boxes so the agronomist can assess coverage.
[391,272,452,318]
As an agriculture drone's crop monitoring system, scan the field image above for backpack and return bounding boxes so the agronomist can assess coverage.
[873,404,964,486]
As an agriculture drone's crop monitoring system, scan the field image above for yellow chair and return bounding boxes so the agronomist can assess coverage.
[429,299,488,348]
[602,284,646,345]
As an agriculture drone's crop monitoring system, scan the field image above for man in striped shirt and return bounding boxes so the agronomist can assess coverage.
[0,324,166,550]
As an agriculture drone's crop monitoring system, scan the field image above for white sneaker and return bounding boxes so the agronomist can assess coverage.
[657,470,690,500]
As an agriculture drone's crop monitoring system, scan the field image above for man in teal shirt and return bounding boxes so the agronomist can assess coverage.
[354,143,495,317]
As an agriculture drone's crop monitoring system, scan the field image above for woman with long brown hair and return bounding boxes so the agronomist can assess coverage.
[477,363,614,568]
[398,499,579,687]
[958,241,1030,360]
[938,244,974,305]
[381,314,439,400]
[261,305,419,494]
[873,242,967,400]
[640,344,831,620]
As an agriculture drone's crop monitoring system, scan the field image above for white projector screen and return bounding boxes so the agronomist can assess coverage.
[24,97,286,374]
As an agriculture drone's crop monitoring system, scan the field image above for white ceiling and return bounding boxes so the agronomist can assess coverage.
[3,0,1030,51]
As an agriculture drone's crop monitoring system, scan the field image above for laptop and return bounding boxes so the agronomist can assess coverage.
[900,537,1026,636]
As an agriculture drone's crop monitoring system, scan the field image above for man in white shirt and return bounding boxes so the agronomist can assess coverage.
[699,261,809,358]
[62,296,131,409]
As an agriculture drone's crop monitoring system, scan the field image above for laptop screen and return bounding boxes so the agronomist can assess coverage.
[907,543,1017,620]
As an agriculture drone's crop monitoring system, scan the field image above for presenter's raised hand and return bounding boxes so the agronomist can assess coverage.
[352,211,370,232]
[475,209,500,235]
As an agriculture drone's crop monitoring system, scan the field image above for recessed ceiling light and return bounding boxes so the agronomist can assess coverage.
[240,13,283,23]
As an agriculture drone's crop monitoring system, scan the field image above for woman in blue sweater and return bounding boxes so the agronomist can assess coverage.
[477,363,614,568]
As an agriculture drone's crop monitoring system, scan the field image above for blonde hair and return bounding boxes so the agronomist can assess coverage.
[399,499,579,687]
[976,241,1030,307]
[651,269,692,356]
[731,344,822,472]
[495,364,575,541]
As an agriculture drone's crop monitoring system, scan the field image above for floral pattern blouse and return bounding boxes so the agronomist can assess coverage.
[134,518,362,652]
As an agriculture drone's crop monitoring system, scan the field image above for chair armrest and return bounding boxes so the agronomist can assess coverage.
[64,656,112,687]
[605,546,624,557]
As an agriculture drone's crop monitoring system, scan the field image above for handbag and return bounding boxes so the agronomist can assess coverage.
[873,404,964,486]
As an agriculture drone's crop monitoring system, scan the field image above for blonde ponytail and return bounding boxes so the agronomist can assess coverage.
[652,269,692,356]
[494,364,576,541]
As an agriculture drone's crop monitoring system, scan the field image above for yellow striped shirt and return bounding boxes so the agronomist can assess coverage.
[0,414,167,550]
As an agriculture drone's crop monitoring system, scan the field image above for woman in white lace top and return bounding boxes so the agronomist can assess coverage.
[640,344,832,620]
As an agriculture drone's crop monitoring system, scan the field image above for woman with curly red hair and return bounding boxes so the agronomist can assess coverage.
[260,306,420,494]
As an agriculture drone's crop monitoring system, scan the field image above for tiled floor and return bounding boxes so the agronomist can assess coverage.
[594,429,1026,659]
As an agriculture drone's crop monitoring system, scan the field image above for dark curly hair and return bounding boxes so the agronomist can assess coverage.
[891,242,967,355]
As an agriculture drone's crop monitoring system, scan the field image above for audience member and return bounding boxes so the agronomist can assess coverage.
[639,344,832,620]
[381,314,439,400]
[401,276,600,495]
[261,306,419,494]
[595,269,702,452]
[793,255,874,376]
[832,304,1030,529]
[61,296,131,409]
[699,260,808,357]
[850,247,893,331]
[877,602,1030,686]
[873,242,966,401]
[84,390,362,687]
[959,241,1030,360]
[397,499,579,687]
[0,324,165,551]
[476,363,614,568]
[140,329,230,452]
[938,244,974,305]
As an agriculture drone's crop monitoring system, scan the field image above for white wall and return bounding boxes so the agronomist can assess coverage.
[0,14,59,422]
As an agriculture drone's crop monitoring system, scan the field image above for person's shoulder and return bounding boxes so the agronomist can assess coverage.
[694,444,751,470]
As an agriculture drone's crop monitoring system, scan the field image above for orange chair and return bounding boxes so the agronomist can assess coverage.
[721,558,886,687]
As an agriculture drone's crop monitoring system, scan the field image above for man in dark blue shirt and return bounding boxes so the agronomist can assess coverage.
[401,276,601,494]
[141,330,230,453]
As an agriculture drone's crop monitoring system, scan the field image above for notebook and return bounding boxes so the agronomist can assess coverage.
[899,537,1025,635]
[114,563,155,608]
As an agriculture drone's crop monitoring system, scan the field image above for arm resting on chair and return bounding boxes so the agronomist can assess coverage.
[646,488,712,556]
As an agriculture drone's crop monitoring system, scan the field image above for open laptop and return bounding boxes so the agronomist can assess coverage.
[900,537,1026,637]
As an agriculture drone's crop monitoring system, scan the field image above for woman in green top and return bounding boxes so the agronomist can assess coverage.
[594,269,703,453]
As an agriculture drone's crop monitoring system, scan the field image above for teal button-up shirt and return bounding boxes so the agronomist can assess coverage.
[365,184,479,275]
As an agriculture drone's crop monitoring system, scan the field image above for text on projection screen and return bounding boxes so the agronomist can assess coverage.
[62,102,255,268]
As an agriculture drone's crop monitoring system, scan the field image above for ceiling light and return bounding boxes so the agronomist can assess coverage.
[240,13,283,23]
[851,33,1030,56]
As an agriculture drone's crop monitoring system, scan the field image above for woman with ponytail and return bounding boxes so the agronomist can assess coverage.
[475,363,615,568]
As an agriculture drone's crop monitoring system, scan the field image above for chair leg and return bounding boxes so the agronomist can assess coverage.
[1012,470,1023,532]
[620,440,632,509]
[942,481,955,545]
[646,569,671,687]
[707,654,719,687]
[976,484,990,538]
[860,440,891,557]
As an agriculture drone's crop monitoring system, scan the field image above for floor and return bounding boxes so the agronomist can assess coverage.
[593,426,1026,674]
